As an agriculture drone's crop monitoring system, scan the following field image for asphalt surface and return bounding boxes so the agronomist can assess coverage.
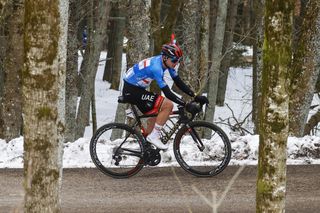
[1,165,319,213]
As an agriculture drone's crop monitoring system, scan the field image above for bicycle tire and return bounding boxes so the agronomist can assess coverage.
[173,121,231,177]
[90,123,145,178]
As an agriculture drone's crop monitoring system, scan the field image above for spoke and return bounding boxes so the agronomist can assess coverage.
[173,122,231,177]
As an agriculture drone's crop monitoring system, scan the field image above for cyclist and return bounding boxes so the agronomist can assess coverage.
[122,42,208,150]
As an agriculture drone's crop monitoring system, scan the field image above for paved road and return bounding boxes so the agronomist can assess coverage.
[1,165,320,213]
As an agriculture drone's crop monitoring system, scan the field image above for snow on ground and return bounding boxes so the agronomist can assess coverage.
[1,134,320,168]
[0,52,320,168]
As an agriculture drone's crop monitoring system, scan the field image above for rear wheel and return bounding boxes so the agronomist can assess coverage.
[90,123,144,178]
[173,121,231,177]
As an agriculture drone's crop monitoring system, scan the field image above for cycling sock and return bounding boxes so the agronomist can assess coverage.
[154,123,163,131]
[150,123,163,137]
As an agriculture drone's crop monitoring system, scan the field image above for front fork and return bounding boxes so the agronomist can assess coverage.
[186,124,205,151]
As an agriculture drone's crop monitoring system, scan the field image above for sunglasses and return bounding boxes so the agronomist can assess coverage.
[170,57,181,64]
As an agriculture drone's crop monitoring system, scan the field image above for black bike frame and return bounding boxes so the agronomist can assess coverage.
[113,102,205,159]
[129,104,183,144]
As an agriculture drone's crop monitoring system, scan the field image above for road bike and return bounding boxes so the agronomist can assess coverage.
[90,96,232,178]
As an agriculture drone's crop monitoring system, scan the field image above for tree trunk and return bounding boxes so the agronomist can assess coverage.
[174,0,209,98]
[0,39,5,108]
[304,109,320,135]
[256,1,294,212]
[149,0,183,94]
[178,0,199,99]
[197,0,210,95]
[151,0,183,56]
[315,72,320,93]
[0,0,23,141]
[243,0,253,44]
[103,1,125,90]
[126,0,150,68]
[252,0,265,134]
[208,0,218,81]
[236,0,254,45]
[216,0,239,106]
[289,1,320,136]
[65,0,80,143]
[75,0,110,139]
[150,0,161,57]
[0,0,8,21]
[0,39,4,104]
[0,1,7,105]
[113,0,150,126]
[204,0,228,124]
[91,87,97,133]
[23,0,68,211]
[76,0,89,53]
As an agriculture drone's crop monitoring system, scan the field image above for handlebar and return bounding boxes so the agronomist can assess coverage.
[177,100,207,123]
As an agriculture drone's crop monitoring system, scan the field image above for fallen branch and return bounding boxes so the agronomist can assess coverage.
[217,103,253,135]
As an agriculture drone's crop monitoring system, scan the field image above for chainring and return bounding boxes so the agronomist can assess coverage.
[144,147,161,166]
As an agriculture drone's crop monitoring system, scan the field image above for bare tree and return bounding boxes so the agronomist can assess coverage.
[304,108,320,135]
[0,2,6,110]
[208,0,218,76]
[113,0,151,128]
[174,0,209,100]
[252,0,265,134]
[23,0,68,211]
[0,0,23,141]
[197,0,210,94]
[149,0,183,94]
[65,0,80,142]
[75,0,110,139]
[0,0,8,20]
[150,0,183,58]
[103,1,126,90]
[216,0,239,106]
[178,0,199,99]
[125,1,150,67]
[236,0,254,45]
[205,0,228,123]
[289,1,320,136]
[150,0,161,58]
[256,1,294,212]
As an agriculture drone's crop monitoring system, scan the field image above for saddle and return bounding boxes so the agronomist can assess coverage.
[117,96,129,104]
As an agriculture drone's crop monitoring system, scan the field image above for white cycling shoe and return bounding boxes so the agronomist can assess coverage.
[146,134,168,150]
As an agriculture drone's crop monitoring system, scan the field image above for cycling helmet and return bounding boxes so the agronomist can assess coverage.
[161,43,183,59]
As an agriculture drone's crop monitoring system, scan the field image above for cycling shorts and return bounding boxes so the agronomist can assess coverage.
[122,81,164,114]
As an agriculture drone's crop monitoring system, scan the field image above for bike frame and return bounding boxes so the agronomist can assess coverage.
[128,104,204,149]
[112,99,206,162]
[112,105,182,160]
[129,104,181,142]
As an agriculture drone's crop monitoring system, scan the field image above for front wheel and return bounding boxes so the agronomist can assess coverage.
[90,123,145,178]
[173,121,231,177]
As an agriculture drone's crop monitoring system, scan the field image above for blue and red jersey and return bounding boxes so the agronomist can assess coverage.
[123,55,178,89]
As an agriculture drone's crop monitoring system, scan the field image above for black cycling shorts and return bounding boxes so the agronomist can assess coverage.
[122,81,164,114]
